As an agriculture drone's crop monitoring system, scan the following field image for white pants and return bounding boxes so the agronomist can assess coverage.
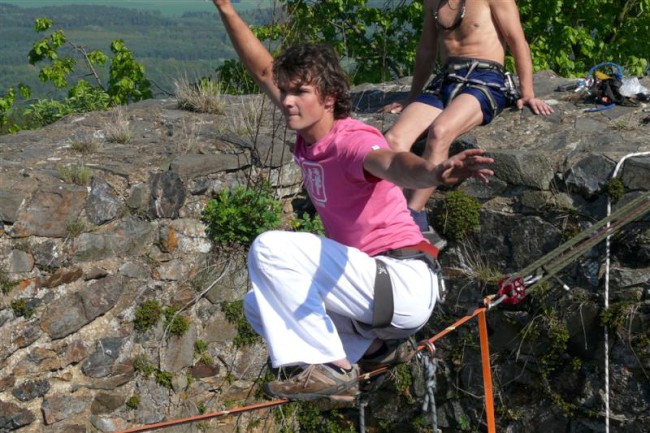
[244,231,439,367]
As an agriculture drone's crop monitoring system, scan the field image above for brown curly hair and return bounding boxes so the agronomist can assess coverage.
[273,43,352,119]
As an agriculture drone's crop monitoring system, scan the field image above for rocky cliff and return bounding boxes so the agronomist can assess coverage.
[0,71,649,433]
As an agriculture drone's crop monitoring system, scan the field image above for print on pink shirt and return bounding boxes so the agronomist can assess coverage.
[303,161,327,205]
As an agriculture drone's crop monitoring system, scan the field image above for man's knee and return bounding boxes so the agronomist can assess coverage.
[248,230,284,271]
[427,120,456,148]
[384,129,412,153]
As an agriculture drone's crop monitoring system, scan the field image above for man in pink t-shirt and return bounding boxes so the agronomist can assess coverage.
[213,0,493,404]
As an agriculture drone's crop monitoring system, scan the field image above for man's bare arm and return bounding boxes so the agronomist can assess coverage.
[490,0,553,115]
[363,147,494,189]
[212,0,281,108]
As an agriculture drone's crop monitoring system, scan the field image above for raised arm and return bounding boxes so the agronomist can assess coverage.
[490,0,553,115]
[212,0,281,108]
[363,147,494,189]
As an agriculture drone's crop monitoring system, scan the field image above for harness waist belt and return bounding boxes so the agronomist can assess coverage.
[446,57,504,73]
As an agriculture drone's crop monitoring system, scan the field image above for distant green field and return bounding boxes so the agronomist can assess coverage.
[0,0,269,16]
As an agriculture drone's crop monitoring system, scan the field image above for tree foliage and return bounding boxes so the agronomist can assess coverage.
[248,0,648,85]
[518,0,650,77]
[252,0,423,84]
[1,17,153,133]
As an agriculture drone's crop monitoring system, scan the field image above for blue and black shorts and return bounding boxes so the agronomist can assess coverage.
[415,57,508,125]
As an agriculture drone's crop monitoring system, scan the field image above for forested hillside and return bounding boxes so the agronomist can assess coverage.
[0,2,270,97]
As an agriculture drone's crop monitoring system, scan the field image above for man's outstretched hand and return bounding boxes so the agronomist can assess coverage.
[438,149,494,185]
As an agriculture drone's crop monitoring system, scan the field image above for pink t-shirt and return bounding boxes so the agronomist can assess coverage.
[293,117,425,256]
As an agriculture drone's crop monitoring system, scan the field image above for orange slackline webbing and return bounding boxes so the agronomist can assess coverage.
[115,399,288,433]
[117,305,498,433]
[478,309,496,433]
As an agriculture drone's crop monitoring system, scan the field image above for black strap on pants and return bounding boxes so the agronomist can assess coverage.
[372,260,394,328]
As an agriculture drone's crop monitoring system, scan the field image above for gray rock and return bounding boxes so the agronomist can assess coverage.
[90,391,126,415]
[7,249,34,273]
[149,171,185,218]
[478,210,563,272]
[169,153,246,180]
[126,182,149,210]
[41,276,122,339]
[9,185,87,238]
[0,190,24,223]
[620,156,650,191]
[73,232,111,262]
[118,261,149,279]
[0,400,35,430]
[162,325,196,373]
[11,379,50,402]
[82,337,125,378]
[565,153,616,198]
[32,239,66,269]
[41,392,90,425]
[489,150,555,190]
[86,177,122,225]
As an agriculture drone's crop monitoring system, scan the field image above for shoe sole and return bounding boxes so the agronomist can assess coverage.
[358,349,417,372]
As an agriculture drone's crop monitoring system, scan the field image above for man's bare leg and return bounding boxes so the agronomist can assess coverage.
[384,101,443,153]
[408,94,485,212]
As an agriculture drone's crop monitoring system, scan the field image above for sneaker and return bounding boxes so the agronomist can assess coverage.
[358,338,417,371]
[423,226,447,251]
[263,364,360,402]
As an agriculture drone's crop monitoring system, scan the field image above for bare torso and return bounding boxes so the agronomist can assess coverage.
[433,0,505,65]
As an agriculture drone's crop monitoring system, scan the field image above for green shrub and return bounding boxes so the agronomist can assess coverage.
[434,190,482,241]
[203,182,283,247]
[125,394,140,410]
[292,212,325,236]
[133,354,156,377]
[221,300,260,347]
[155,370,174,389]
[24,99,72,126]
[56,163,91,186]
[606,178,625,202]
[175,76,224,114]
[215,59,260,95]
[164,306,191,337]
[0,266,17,294]
[134,299,163,332]
[11,299,36,319]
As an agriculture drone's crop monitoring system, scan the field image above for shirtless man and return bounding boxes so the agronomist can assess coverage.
[384,0,553,236]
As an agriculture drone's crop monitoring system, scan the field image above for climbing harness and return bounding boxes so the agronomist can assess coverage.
[421,57,510,118]
[371,240,443,329]
[115,190,649,433]
[445,60,506,115]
